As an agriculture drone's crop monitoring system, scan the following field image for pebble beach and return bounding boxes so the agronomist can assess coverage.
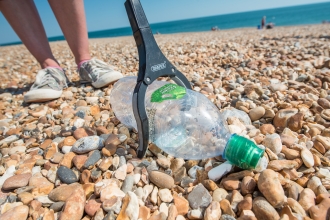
[0,24,330,220]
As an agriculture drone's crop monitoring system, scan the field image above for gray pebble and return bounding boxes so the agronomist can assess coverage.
[72,136,102,154]
[7,194,17,203]
[187,183,212,209]
[57,166,78,184]
[83,150,101,169]
[91,168,102,181]
[121,175,135,193]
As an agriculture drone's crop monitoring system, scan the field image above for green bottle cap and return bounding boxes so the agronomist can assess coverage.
[224,134,265,169]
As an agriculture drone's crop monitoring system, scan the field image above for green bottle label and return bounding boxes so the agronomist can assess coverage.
[151,84,186,103]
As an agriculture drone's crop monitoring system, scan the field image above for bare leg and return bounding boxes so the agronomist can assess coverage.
[48,0,91,65]
[0,0,59,68]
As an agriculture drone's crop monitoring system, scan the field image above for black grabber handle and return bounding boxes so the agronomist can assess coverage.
[124,0,192,158]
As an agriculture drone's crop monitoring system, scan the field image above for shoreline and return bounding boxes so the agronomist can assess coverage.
[1,23,329,47]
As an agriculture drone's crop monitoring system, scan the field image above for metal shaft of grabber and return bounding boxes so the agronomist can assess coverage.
[124,0,192,158]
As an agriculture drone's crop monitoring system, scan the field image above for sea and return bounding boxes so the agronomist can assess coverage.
[1,2,330,46]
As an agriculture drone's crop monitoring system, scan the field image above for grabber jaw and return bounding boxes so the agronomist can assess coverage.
[125,0,192,158]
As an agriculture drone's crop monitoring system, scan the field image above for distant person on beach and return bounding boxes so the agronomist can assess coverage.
[0,0,123,103]
[261,16,266,29]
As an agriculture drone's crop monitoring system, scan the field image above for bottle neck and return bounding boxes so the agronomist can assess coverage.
[223,134,265,169]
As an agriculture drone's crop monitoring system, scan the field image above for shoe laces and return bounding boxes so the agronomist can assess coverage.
[83,59,114,81]
[32,68,67,90]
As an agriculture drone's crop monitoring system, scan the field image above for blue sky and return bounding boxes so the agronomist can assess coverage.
[0,0,329,44]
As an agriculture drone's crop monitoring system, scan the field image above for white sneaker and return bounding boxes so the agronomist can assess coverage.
[78,58,123,88]
[24,67,68,103]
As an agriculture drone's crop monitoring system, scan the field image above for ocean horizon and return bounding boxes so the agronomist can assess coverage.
[1,1,330,46]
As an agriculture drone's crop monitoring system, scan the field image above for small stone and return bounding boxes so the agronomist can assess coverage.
[29,175,54,197]
[150,186,158,205]
[2,173,31,190]
[220,199,236,217]
[237,195,253,216]
[187,209,203,219]
[72,155,88,170]
[202,180,218,191]
[309,197,330,220]
[321,109,330,121]
[263,133,282,155]
[287,112,304,131]
[188,165,203,178]
[173,193,189,215]
[170,158,185,172]
[301,148,314,168]
[73,127,89,140]
[188,183,212,209]
[83,150,101,169]
[123,192,139,220]
[85,199,101,217]
[72,136,103,154]
[57,166,78,184]
[273,108,298,131]
[259,124,275,135]
[60,185,85,220]
[63,136,76,146]
[17,192,33,205]
[121,175,135,193]
[159,203,169,216]
[50,152,64,164]
[100,185,125,202]
[307,176,322,195]
[59,152,76,168]
[241,176,256,196]
[0,205,29,220]
[158,188,173,203]
[47,166,57,183]
[298,188,316,211]
[156,154,171,169]
[114,164,127,180]
[35,195,55,206]
[98,158,113,172]
[269,83,288,92]
[149,171,174,189]
[258,169,286,208]
[230,190,244,212]
[48,183,79,202]
[249,106,265,121]
[252,197,280,220]
[204,201,221,220]
[212,188,228,202]
[222,178,241,190]
[102,196,122,214]
[287,198,306,217]
[50,201,65,212]
[267,160,298,171]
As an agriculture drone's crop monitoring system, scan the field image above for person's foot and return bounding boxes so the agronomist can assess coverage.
[78,58,123,88]
[24,67,68,103]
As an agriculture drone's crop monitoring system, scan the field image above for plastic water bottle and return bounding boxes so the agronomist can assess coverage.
[110,76,264,169]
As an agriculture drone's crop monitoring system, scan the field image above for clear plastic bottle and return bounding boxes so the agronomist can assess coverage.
[110,76,264,169]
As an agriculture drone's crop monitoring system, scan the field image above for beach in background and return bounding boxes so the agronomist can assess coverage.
[1,1,330,46]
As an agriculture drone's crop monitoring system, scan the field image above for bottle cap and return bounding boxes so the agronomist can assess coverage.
[224,134,265,169]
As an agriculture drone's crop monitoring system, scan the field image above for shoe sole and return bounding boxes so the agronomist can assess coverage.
[24,89,62,103]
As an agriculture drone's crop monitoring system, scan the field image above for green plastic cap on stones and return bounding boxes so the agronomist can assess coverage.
[224,134,265,169]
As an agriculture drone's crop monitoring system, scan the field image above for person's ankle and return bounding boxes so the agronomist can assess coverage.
[77,59,91,69]
[40,59,61,69]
